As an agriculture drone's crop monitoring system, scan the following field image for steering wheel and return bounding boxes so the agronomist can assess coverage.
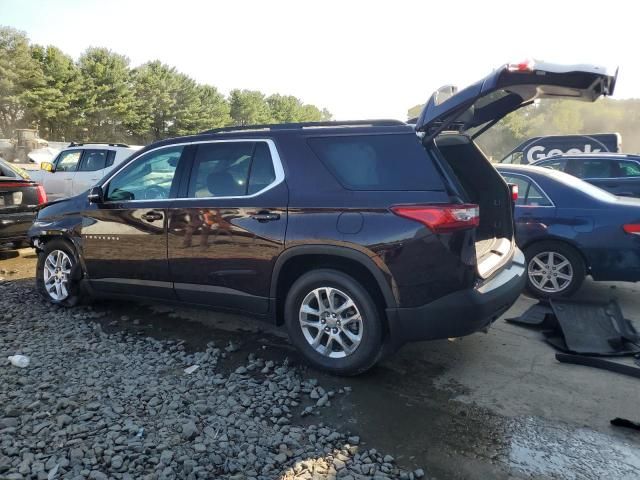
[143,185,168,200]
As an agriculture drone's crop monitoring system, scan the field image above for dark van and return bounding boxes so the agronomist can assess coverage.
[501,133,621,165]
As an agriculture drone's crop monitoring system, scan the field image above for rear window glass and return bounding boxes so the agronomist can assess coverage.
[0,159,29,179]
[307,134,442,191]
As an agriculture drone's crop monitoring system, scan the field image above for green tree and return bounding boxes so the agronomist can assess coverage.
[195,84,230,131]
[267,94,302,123]
[168,73,203,136]
[77,47,137,141]
[266,94,330,123]
[0,27,43,135]
[23,45,81,140]
[129,61,181,142]
[229,89,271,126]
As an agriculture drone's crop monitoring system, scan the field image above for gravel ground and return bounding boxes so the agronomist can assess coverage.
[0,280,426,480]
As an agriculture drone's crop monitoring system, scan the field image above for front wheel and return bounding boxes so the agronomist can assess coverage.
[524,241,586,299]
[36,239,85,307]
[284,269,383,376]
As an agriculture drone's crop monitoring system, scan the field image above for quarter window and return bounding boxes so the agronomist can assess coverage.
[106,146,183,201]
[307,134,442,191]
[502,174,552,207]
[188,142,276,198]
[55,150,82,172]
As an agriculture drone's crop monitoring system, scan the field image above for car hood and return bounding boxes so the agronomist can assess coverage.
[34,192,88,219]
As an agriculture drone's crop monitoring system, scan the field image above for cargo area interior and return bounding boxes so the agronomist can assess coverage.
[433,134,514,278]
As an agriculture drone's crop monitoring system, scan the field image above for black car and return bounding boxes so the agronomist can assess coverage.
[28,61,615,374]
[0,158,47,247]
[532,153,640,197]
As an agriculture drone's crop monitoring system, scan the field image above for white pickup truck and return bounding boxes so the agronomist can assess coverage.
[29,143,141,201]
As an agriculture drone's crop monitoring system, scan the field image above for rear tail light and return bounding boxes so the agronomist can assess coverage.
[391,204,480,233]
[509,183,519,202]
[507,59,534,72]
[36,184,47,204]
[623,224,640,235]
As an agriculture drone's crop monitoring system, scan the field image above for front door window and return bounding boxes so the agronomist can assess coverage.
[55,150,82,172]
[106,146,183,201]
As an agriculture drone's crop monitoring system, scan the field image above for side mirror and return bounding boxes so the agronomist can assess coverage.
[88,186,104,204]
[40,161,55,172]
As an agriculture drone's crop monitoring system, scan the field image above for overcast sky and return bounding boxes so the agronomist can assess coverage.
[1,0,637,120]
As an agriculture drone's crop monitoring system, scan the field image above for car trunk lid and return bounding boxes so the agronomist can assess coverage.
[416,61,617,141]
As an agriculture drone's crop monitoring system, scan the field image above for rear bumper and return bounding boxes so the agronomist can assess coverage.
[0,211,36,243]
[386,248,526,347]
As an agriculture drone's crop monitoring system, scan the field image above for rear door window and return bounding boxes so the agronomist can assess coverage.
[571,158,613,179]
[307,134,443,191]
[247,142,276,195]
[188,141,276,198]
[78,149,108,172]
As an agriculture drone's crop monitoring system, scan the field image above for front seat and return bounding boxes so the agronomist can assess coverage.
[206,171,243,197]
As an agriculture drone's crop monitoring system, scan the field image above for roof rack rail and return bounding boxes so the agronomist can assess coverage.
[202,119,406,135]
[68,142,130,148]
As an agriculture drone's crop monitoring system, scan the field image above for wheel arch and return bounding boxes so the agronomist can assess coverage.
[33,232,87,277]
[270,245,397,326]
[521,236,590,272]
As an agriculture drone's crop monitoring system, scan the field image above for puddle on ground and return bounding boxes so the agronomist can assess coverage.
[507,417,640,479]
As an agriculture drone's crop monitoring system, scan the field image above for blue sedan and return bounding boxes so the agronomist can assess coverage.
[496,164,640,298]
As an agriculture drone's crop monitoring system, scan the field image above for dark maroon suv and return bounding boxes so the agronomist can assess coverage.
[29,62,616,374]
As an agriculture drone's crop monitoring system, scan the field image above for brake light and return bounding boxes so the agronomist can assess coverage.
[36,184,47,204]
[623,224,640,235]
[507,59,534,72]
[509,184,519,202]
[391,204,480,233]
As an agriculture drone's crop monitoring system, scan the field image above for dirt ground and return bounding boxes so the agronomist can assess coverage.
[2,247,639,479]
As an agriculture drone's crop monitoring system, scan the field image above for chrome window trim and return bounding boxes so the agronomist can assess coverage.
[501,172,556,208]
[101,138,285,203]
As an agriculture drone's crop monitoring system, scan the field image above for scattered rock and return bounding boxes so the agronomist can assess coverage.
[0,280,422,480]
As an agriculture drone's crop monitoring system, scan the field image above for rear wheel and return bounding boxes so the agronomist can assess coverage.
[36,239,85,307]
[284,269,383,376]
[524,241,585,299]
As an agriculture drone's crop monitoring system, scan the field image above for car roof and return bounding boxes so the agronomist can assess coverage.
[129,120,414,157]
[63,144,140,151]
[201,119,410,135]
[496,164,619,202]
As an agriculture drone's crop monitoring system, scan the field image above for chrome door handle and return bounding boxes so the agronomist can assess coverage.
[251,212,280,222]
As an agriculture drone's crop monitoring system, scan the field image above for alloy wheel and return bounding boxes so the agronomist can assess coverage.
[299,287,363,358]
[528,251,573,293]
[43,250,73,301]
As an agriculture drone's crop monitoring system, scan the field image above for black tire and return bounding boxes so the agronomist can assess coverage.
[524,241,586,299]
[284,269,383,376]
[36,238,85,307]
